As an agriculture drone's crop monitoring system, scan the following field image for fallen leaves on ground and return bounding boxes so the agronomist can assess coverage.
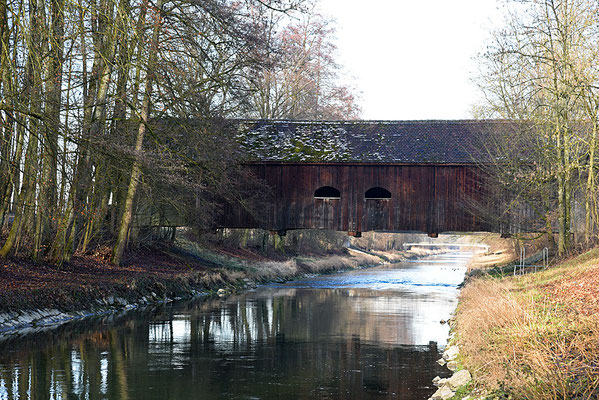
[543,262,599,316]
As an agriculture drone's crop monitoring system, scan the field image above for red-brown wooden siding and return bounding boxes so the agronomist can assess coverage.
[219,163,490,233]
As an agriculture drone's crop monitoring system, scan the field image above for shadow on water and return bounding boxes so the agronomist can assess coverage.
[0,252,471,399]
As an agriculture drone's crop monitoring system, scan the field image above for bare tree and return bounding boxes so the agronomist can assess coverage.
[0,0,357,266]
[476,0,599,255]
[246,11,361,120]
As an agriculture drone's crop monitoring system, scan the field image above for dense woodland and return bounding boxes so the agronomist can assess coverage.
[0,0,360,265]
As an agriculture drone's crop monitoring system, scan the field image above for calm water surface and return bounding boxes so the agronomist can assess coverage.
[0,252,470,399]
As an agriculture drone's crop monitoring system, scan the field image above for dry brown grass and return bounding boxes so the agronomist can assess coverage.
[250,251,382,280]
[300,253,374,271]
[251,260,298,280]
[456,250,599,399]
[176,235,384,284]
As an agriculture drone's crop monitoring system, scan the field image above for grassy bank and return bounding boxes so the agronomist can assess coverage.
[0,243,383,314]
[453,248,599,399]
[0,237,387,333]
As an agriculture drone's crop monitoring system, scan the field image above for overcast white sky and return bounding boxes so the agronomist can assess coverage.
[317,0,504,120]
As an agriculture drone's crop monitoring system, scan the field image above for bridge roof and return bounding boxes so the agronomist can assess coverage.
[236,119,513,164]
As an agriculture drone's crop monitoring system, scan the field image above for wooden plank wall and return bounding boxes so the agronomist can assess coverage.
[218,163,492,234]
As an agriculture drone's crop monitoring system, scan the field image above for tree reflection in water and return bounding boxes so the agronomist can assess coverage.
[0,256,467,399]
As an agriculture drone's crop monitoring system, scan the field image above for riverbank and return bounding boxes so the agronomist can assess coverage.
[451,247,599,399]
[0,250,466,399]
[0,238,417,335]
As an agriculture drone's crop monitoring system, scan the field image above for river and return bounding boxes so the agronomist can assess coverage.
[0,252,470,399]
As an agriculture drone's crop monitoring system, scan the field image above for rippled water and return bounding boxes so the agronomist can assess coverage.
[0,252,470,399]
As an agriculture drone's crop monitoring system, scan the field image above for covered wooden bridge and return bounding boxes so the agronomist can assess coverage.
[220,120,512,237]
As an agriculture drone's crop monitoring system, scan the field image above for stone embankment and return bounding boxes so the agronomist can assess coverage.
[429,342,472,400]
[0,291,205,338]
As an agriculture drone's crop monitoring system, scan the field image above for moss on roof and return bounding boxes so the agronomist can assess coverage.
[236,119,515,164]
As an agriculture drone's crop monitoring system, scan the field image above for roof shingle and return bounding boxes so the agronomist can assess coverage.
[236,120,513,164]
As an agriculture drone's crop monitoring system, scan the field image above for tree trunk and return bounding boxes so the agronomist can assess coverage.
[0,0,10,220]
[0,124,39,257]
[35,0,65,258]
[3,0,44,259]
[585,121,597,244]
[112,0,163,265]
[556,122,569,256]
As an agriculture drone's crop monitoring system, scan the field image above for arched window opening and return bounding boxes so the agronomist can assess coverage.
[314,186,341,199]
[365,187,391,200]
